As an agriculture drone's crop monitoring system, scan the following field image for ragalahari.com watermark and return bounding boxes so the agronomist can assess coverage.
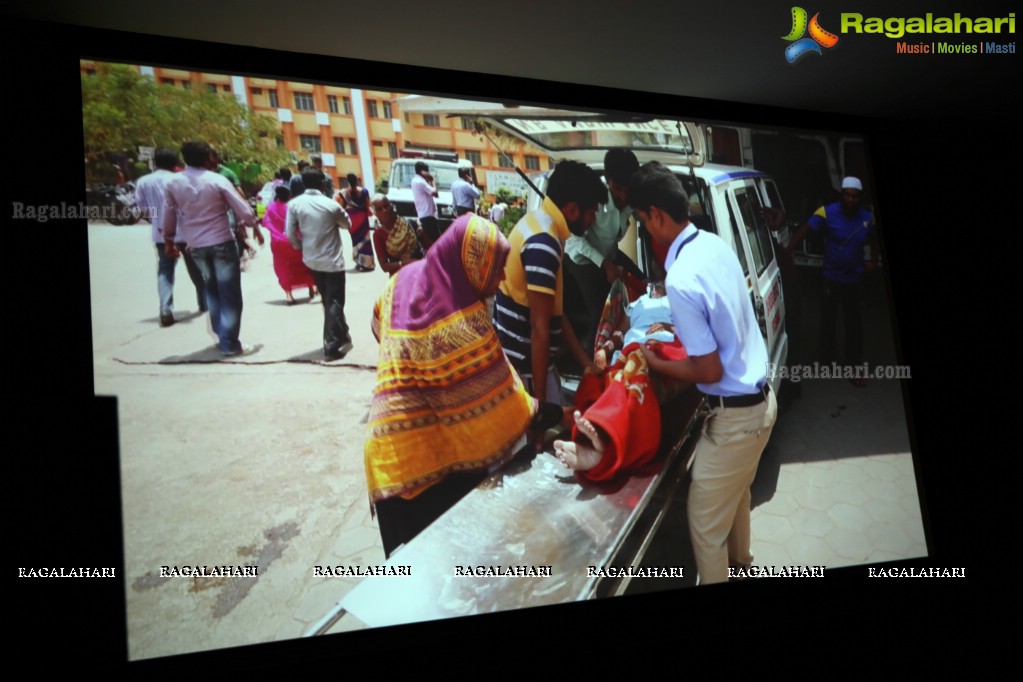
[768,361,911,383]
[10,201,153,223]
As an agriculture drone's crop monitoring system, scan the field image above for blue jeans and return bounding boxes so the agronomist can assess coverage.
[156,243,206,315]
[190,240,243,354]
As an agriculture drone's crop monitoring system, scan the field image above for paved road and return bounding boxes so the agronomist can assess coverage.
[90,221,387,659]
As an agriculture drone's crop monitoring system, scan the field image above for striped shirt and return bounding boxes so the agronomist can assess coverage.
[495,197,571,376]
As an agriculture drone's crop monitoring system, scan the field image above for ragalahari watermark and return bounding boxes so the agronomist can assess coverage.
[768,361,911,383]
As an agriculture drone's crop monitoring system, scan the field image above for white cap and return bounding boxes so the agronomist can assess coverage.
[841,177,863,191]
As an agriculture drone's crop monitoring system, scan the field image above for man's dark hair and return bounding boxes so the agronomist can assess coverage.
[297,160,310,171]
[346,173,359,187]
[545,160,606,212]
[458,168,470,180]
[311,155,322,166]
[627,162,690,223]
[604,148,639,187]
[415,161,429,174]
[301,168,325,193]
[153,148,179,171]
[279,167,292,181]
[274,185,292,202]
[181,140,212,168]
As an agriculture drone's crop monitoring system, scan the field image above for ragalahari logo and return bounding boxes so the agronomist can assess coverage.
[783,7,840,62]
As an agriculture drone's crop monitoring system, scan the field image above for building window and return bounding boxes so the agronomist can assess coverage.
[404,113,410,123]
[343,97,351,115]
[498,153,515,168]
[327,95,339,114]
[367,100,379,118]
[348,138,358,155]
[388,142,398,159]
[268,90,279,107]
[207,83,218,93]
[250,87,263,95]
[383,101,393,118]
[524,155,541,171]
[465,150,482,166]
[373,140,383,147]
[334,137,345,154]
[182,81,191,90]
[294,92,315,111]
[161,78,175,86]
[300,135,322,153]
[222,84,231,92]
[461,117,475,130]
[423,114,441,127]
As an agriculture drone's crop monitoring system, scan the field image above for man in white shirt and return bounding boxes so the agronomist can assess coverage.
[564,149,645,354]
[631,162,777,585]
[286,169,354,360]
[134,148,205,326]
[489,199,507,223]
[411,161,440,243]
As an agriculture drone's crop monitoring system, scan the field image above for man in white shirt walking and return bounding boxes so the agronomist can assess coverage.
[286,168,354,360]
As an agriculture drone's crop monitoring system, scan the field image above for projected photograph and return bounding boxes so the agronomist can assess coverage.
[82,58,924,660]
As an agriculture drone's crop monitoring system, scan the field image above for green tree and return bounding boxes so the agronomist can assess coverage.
[81,63,290,183]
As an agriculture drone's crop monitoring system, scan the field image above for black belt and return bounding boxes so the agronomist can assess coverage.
[703,384,770,409]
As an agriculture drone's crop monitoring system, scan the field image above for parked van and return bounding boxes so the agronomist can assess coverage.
[478,115,789,394]
[386,156,476,234]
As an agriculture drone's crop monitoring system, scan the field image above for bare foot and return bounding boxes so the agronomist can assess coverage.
[286,292,296,305]
[574,411,606,454]
[553,439,603,471]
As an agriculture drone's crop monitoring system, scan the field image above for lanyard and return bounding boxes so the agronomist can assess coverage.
[673,230,699,262]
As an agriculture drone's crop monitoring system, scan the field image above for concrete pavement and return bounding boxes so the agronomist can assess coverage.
[90,221,385,659]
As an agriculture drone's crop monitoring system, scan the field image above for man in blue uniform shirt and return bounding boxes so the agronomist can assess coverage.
[450,168,480,216]
[786,177,879,385]
[630,162,777,585]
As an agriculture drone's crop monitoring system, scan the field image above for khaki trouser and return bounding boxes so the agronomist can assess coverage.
[688,389,778,584]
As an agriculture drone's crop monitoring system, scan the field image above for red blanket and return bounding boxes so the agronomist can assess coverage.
[572,340,687,482]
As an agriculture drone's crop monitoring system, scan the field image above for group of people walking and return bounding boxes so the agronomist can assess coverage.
[138,142,383,360]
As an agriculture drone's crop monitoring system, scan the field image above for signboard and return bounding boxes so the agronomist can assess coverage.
[485,170,530,197]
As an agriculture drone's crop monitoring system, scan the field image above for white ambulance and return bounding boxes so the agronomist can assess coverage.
[477,114,789,394]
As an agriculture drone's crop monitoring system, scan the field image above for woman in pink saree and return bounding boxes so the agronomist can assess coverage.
[262,185,316,304]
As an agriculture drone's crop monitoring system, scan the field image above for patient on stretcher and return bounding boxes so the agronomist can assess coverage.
[554,280,689,481]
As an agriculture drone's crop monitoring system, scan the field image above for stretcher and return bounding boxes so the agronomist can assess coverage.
[306,386,704,634]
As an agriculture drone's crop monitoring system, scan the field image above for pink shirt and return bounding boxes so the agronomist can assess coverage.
[162,167,256,248]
